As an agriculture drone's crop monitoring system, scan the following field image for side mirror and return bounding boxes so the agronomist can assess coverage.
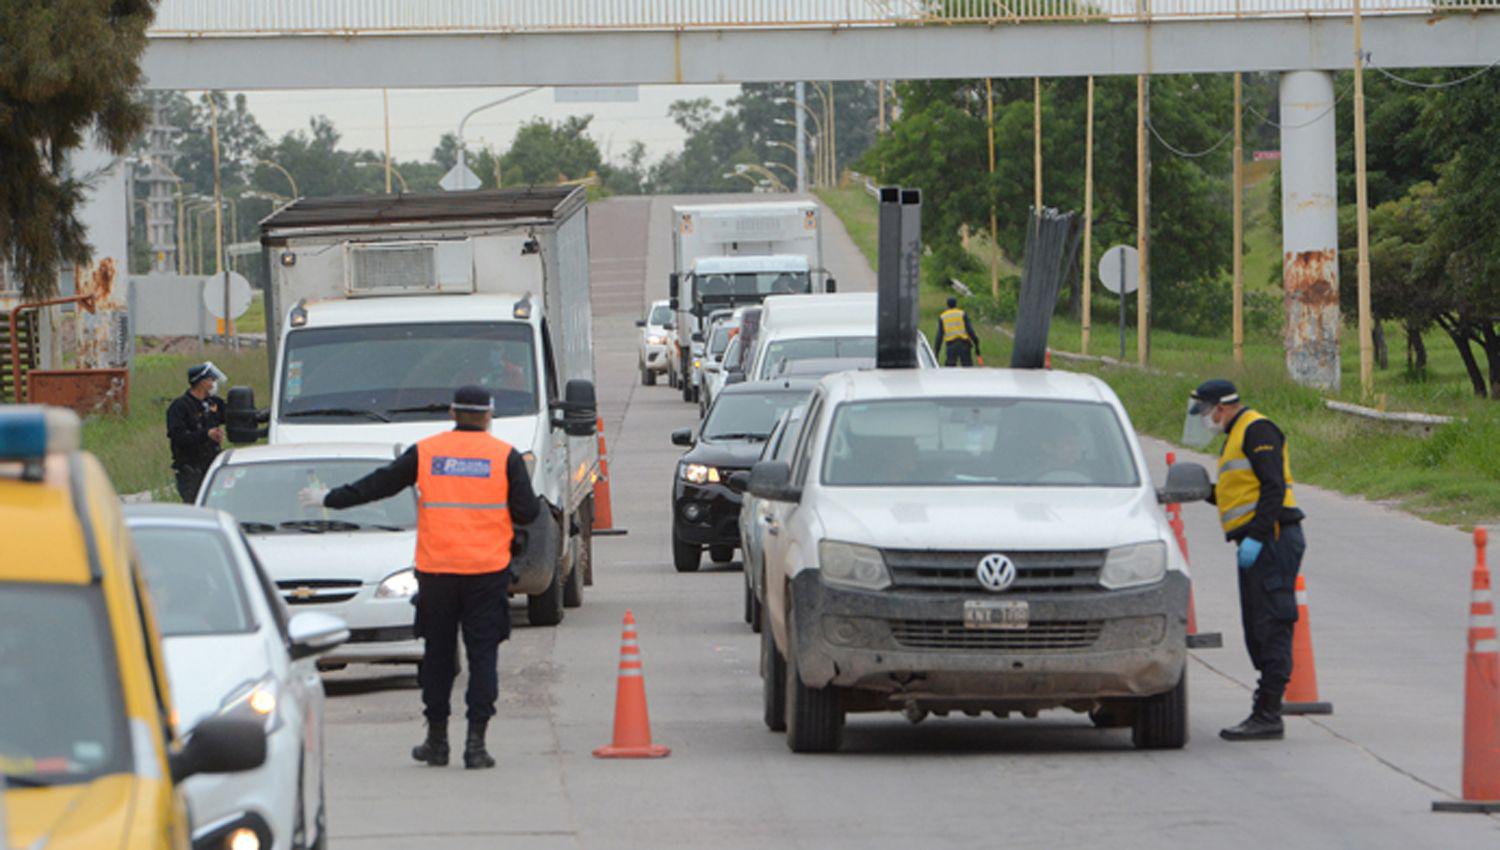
[726,470,751,494]
[1157,462,1213,504]
[287,611,349,661]
[669,298,678,311]
[169,717,266,783]
[705,362,721,374]
[749,461,800,502]
[663,322,675,332]
[826,278,837,293]
[635,319,646,328]
[669,273,680,299]
[725,371,746,386]
[670,427,694,447]
[226,386,267,445]
[691,332,704,343]
[551,380,598,437]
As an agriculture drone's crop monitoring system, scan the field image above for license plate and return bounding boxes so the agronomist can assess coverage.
[963,600,1029,631]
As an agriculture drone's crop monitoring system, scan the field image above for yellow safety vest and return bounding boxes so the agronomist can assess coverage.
[1216,409,1297,535]
[940,308,968,343]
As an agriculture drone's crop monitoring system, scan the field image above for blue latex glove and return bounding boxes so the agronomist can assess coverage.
[1237,537,1264,570]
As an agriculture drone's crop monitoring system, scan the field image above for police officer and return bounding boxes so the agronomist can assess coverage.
[301,385,540,768]
[1185,379,1307,741]
[165,362,226,502]
[935,297,982,367]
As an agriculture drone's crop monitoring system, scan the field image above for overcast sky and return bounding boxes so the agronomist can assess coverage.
[239,85,742,166]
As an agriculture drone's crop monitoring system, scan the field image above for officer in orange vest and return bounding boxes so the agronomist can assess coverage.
[302,385,539,768]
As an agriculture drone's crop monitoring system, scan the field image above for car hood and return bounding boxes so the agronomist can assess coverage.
[164,633,274,732]
[681,440,766,469]
[243,530,417,583]
[812,486,1167,552]
[3,775,138,850]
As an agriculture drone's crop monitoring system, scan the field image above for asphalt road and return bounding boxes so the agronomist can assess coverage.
[320,195,1500,849]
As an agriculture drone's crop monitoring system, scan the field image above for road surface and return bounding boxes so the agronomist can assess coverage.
[320,194,1500,849]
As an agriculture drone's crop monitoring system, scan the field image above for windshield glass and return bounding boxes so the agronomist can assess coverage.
[131,528,254,637]
[694,272,810,303]
[708,324,737,356]
[280,322,536,421]
[703,391,810,441]
[823,398,1140,487]
[758,336,876,379]
[203,459,418,532]
[648,303,673,325]
[0,585,131,786]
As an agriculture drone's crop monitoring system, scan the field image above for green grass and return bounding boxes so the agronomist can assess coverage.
[817,185,1500,528]
[235,292,266,335]
[84,347,270,499]
[1242,162,1280,293]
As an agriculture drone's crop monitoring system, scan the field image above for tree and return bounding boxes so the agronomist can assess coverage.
[0,0,156,298]
[500,116,603,186]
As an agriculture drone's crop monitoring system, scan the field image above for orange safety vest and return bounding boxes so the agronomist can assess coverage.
[414,430,515,574]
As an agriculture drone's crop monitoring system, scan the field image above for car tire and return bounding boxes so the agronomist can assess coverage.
[311,771,328,850]
[672,535,701,573]
[785,617,844,753]
[527,564,566,626]
[709,544,734,564]
[743,578,754,624]
[641,363,656,386]
[1131,668,1188,750]
[761,622,787,732]
[750,586,763,634]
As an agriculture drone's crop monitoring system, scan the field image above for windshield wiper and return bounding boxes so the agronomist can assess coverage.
[384,403,454,415]
[706,432,768,442]
[240,521,278,534]
[283,407,390,423]
[280,519,363,533]
[3,773,56,788]
[369,524,408,532]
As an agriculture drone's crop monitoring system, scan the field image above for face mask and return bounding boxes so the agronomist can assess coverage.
[1202,412,1219,433]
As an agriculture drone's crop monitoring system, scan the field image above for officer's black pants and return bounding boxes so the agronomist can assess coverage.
[1235,523,1306,706]
[174,467,205,503]
[945,341,974,367]
[415,570,511,723]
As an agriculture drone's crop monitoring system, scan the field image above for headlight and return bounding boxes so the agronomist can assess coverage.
[679,463,720,485]
[376,567,418,599]
[646,334,667,345]
[818,541,891,591]
[521,451,537,479]
[218,675,280,734]
[1100,541,1168,589]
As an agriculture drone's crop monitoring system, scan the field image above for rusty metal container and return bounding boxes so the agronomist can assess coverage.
[28,369,130,416]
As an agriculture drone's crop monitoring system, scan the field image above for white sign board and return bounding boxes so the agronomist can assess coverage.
[1099,244,1140,295]
[203,272,254,320]
[554,86,640,103]
[441,162,482,192]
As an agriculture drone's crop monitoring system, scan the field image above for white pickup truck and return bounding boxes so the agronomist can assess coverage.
[225,188,600,626]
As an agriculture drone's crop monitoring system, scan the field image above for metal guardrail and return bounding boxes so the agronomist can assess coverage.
[149,0,1500,35]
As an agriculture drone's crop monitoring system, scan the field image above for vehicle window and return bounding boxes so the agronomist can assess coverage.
[702,391,810,442]
[773,413,806,463]
[0,584,132,785]
[280,321,537,421]
[695,271,810,304]
[130,527,255,637]
[790,395,825,486]
[540,319,560,401]
[822,398,1140,487]
[648,303,673,325]
[708,324,735,356]
[202,459,417,533]
[758,336,877,380]
[722,337,742,371]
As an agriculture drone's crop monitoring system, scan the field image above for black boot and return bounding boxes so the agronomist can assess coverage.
[1220,692,1285,741]
[411,721,450,766]
[463,720,496,769]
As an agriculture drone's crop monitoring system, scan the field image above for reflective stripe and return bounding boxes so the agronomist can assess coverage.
[1219,459,1253,472]
[421,501,508,510]
[1472,590,1493,604]
[1222,503,1255,523]
[1469,617,1496,630]
[620,639,639,648]
[1296,591,1309,606]
[618,668,644,677]
[1475,639,1499,654]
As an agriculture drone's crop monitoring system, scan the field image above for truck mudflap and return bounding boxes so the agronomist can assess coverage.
[510,504,562,595]
[787,570,1190,703]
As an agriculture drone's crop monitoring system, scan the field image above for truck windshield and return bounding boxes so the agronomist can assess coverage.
[822,398,1140,488]
[758,336,876,380]
[280,322,537,421]
[203,460,418,533]
[0,584,132,787]
[695,271,810,302]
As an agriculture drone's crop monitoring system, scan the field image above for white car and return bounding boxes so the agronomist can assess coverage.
[750,368,1210,752]
[697,315,741,417]
[737,403,807,633]
[125,504,348,850]
[197,443,424,667]
[747,293,937,382]
[637,298,675,386]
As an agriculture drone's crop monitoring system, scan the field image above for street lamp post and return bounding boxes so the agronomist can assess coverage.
[735,163,788,192]
[773,118,822,187]
[774,97,826,187]
[456,87,544,190]
[247,157,299,199]
[356,160,408,192]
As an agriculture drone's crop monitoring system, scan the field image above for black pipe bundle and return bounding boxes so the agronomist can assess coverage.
[1011,206,1082,370]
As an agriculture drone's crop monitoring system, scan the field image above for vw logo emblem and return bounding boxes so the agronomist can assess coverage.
[975,554,1016,592]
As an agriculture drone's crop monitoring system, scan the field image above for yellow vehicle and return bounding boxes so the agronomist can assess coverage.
[1,406,265,850]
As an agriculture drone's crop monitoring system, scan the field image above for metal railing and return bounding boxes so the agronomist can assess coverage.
[148,0,1500,35]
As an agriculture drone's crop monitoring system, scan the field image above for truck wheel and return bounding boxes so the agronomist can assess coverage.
[672,536,701,573]
[761,623,787,732]
[1131,668,1188,750]
[709,544,734,564]
[785,619,844,753]
[563,561,583,609]
[750,588,763,634]
[743,579,753,624]
[527,565,565,626]
[641,363,656,386]
[577,500,595,587]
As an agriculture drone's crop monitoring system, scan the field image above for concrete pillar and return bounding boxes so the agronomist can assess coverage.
[795,81,808,193]
[1278,70,1341,391]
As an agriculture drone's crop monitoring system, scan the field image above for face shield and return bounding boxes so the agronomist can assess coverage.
[193,361,229,394]
[1181,397,1217,449]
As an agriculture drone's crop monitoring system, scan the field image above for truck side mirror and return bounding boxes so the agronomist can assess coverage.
[1157,462,1213,504]
[725,371,746,386]
[826,278,837,293]
[551,379,598,437]
[170,717,266,783]
[669,273,679,299]
[635,319,646,328]
[749,461,800,503]
[225,386,267,445]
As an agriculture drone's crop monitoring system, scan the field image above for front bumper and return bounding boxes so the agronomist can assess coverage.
[787,570,1189,706]
[672,479,744,548]
[641,343,669,372]
[283,586,423,665]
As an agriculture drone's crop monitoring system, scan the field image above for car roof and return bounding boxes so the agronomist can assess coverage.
[300,294,533,328]
[122,503,234,528]
[0,454,94,585]
[817,367,1117,405]
[218,442,403,464]
[718,378,822,397]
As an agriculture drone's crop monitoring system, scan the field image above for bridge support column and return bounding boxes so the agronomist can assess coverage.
[1278,70,1341,391]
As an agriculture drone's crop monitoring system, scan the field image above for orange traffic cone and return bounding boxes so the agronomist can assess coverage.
[593,611,670,759]
[1434,529,1500,813]
[1165,452,1222,649]
[1282,574,1333,715]
[592,416,622,535]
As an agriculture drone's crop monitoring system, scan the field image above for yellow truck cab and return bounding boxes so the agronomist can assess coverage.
[1,406,265,850]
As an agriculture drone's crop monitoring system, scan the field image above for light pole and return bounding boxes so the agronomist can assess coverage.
[735,163,788,192]
[808,83,836,186]
[773,118,822,187]
[356,160,408,192]
[246,157,299,198]
[456,87,544,190]
[775,97,826,187]
[722,171,761,192]
[762,161,797,181]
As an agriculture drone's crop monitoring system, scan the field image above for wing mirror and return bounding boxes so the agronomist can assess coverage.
[635,318,646,328]
[670,427,694,447]
[288,611,350,661]
[826,278,838,293]
[749,461,800,503]
[226,386,268,445]
[663,322,675,331]
[1157,462,1213,504]
[724,371,746,386]
[691,332,704,343]
[726,470,751,494]
[169,717,267,783]
[550,379,598,437]
[704,362,721,374]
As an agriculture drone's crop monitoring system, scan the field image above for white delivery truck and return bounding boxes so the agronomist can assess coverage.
[669,201,835,403]
[225,188,600,626]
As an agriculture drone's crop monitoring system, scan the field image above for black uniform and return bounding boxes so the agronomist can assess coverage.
[1209,410,1307,713]
[323,424,540,723]
[934,312,982,367]
[165,391,225,502]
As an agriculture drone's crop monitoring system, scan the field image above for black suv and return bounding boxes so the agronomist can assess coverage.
[670,379,816,572]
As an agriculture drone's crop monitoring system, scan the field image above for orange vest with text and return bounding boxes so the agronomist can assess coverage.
[414,430,514,574]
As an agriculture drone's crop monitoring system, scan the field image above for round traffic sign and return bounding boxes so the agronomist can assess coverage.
[1099,245,1140,296]
[203,272,254,320]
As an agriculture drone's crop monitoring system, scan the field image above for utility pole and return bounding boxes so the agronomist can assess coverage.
[208,95,230,343]
[1233,72,1245,365]
[1033,78,1043,211]
[383,89,394,193]
[1082,76,1095,355]
[1352,0,1375,397]
[987,78,999,301]
[1136,74,1150,367]
[795,82,808,192]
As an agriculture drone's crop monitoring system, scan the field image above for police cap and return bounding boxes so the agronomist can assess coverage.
[1189,378,1239,415]
[187,363,214,386]
[452,385,494,412]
